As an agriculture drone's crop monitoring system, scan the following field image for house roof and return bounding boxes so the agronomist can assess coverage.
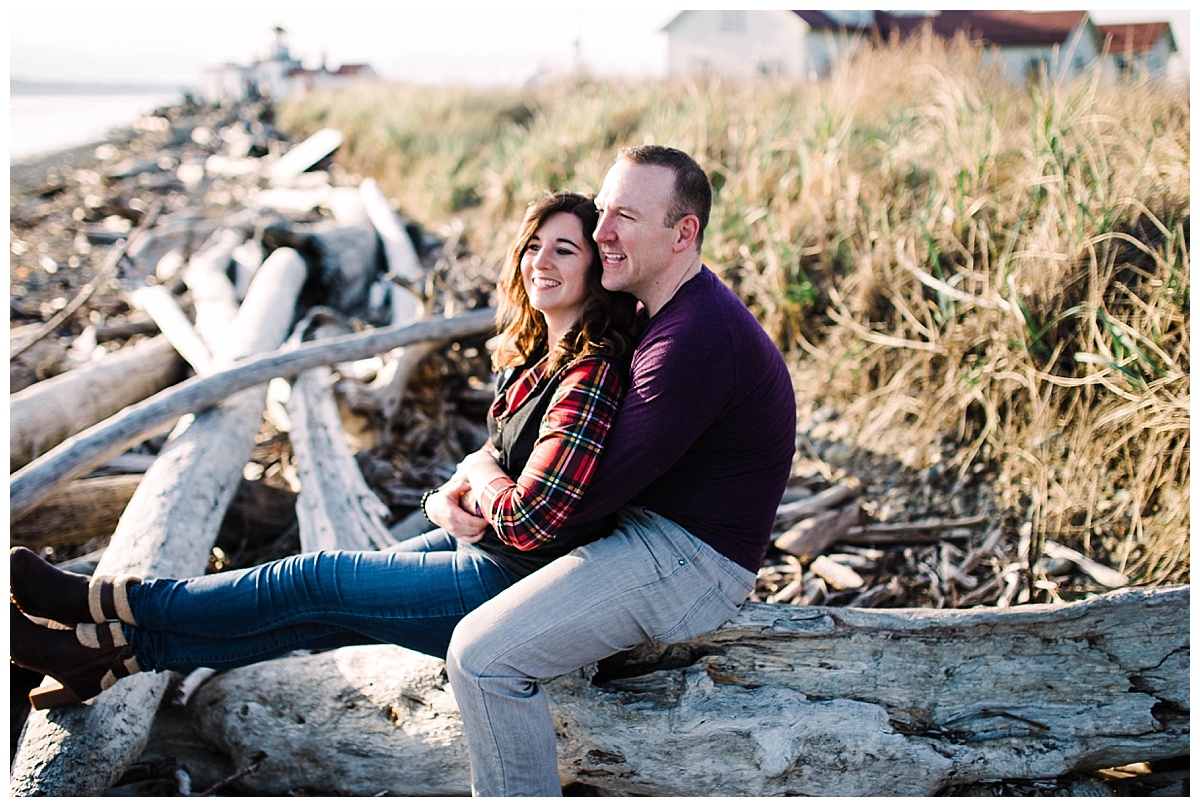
[665,10,1176,57]
[1097,22,1177,54]
[792,11,875,32]
[879,10,1089,47]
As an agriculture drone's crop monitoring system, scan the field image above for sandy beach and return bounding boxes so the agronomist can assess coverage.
[10,134,129,195]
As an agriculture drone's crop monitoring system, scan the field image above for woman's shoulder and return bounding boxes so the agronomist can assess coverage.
[560,351,623,375]
[555,352,628,392]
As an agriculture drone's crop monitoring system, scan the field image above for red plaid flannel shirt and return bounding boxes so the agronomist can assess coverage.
[483,355,623,551]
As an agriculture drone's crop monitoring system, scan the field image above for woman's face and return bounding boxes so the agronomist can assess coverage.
[520,211,594,327]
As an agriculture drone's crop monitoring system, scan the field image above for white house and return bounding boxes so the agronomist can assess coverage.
[662,10,873,81]
[661,11,1178,83]
[1096,21,1178,76]
[879,10,1103,83]
[201,26,376,104]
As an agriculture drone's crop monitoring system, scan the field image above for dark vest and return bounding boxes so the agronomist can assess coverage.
[473,354,620,579]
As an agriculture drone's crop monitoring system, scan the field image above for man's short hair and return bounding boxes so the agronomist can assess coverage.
[617,145,712,248]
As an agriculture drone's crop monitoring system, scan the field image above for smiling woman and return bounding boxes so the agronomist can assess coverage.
[520,211,595,344]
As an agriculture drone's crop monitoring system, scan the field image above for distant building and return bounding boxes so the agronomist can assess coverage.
[878,10,1102,82]
[1096,21,1178,76]
[201,26,376,104]
[662,10,1179,83]
[664,10,819,81]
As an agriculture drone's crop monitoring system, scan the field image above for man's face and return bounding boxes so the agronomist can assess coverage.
[593,160,680,303]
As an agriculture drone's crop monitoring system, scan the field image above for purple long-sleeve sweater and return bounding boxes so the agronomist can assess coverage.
[567,267,797,572]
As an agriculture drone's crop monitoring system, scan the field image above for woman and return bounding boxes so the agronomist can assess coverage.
[10,191,641,710]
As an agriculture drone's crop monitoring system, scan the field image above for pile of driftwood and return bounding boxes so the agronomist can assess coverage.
[9,100,1189,797]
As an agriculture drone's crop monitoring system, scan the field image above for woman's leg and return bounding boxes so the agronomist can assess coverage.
[127,530,516,670]
[445,508,756,797]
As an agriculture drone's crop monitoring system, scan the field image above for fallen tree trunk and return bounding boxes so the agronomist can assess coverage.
[266,128,343,185]
[10,242,309,798]
[143,585,1188,797]
[351,180,433,441]
[281,182,393,553]
[10,474,143,548]
[10,475,298,554]
[286,322,395,553]
[127,284,214,374]
[9,335,185,471]
[10,308,497,522]
[283,183,433,553]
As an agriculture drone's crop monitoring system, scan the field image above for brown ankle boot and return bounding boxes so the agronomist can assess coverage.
[10,547,140,627]
[10,603,141,710]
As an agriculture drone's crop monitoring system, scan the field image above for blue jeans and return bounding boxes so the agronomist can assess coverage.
[126,530,517,670]
[445,507,757,796]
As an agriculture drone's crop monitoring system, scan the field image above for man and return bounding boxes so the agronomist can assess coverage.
[444,145,796,796]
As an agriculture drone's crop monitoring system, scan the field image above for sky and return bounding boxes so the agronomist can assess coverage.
[10,3,680,89]
[8,3,1192,90]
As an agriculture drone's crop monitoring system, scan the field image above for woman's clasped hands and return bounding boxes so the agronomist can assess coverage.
[425,444,507,544]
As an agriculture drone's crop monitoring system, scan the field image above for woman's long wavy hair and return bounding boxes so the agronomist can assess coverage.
[492,192,641,374]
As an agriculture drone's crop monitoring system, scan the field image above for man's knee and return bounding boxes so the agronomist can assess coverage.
[445,610,484,684]
[446,607,517,680]
[447,613,545,708]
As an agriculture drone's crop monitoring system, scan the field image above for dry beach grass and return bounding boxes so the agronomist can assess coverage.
[277,34,1190,593]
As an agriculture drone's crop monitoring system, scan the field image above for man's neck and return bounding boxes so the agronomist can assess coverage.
[642,255,703,318]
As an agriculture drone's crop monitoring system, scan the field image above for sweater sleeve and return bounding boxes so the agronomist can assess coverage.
[565,306,734,523]
[485,357,624,550]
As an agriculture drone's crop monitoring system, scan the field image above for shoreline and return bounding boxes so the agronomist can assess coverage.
[10,129,135,196]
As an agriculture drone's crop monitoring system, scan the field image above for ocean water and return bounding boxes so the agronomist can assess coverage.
[10,93,182,161]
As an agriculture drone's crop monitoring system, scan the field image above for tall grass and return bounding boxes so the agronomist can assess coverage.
[278,34,1189,587]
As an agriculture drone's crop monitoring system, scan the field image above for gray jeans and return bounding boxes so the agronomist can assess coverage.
[445,506,757,796]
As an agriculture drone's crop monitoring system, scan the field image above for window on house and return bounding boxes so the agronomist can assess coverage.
[757,60,783,77]
[719,10,745,32]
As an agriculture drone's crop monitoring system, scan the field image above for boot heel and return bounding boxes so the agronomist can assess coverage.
[10,604,142,711]
[29,681,85,710]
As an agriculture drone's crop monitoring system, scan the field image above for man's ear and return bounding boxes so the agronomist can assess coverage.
[673,214,700,253]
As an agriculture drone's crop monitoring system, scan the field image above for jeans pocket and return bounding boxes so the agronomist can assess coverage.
[652,583,741,644]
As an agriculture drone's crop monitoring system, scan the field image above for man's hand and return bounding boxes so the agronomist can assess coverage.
[425,475,487,543]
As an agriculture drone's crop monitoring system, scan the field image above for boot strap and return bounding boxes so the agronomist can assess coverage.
[77,621,128,651]
[99,654,140,690]
[88,575,141,625]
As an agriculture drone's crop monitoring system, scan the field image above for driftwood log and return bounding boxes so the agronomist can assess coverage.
[281,181,395,553]
[139,584,1188,797]
[285,326,395,553]
[9,335,185,471]
[10,240,308,798]
[10,476,297,553]
[10,474,143,548]
[282,176,439,553]
[9,309,497,522]
[265,127,343,185]
[127,284,215,374]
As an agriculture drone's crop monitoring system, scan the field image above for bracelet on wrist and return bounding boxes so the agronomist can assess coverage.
[419,487,439,520]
